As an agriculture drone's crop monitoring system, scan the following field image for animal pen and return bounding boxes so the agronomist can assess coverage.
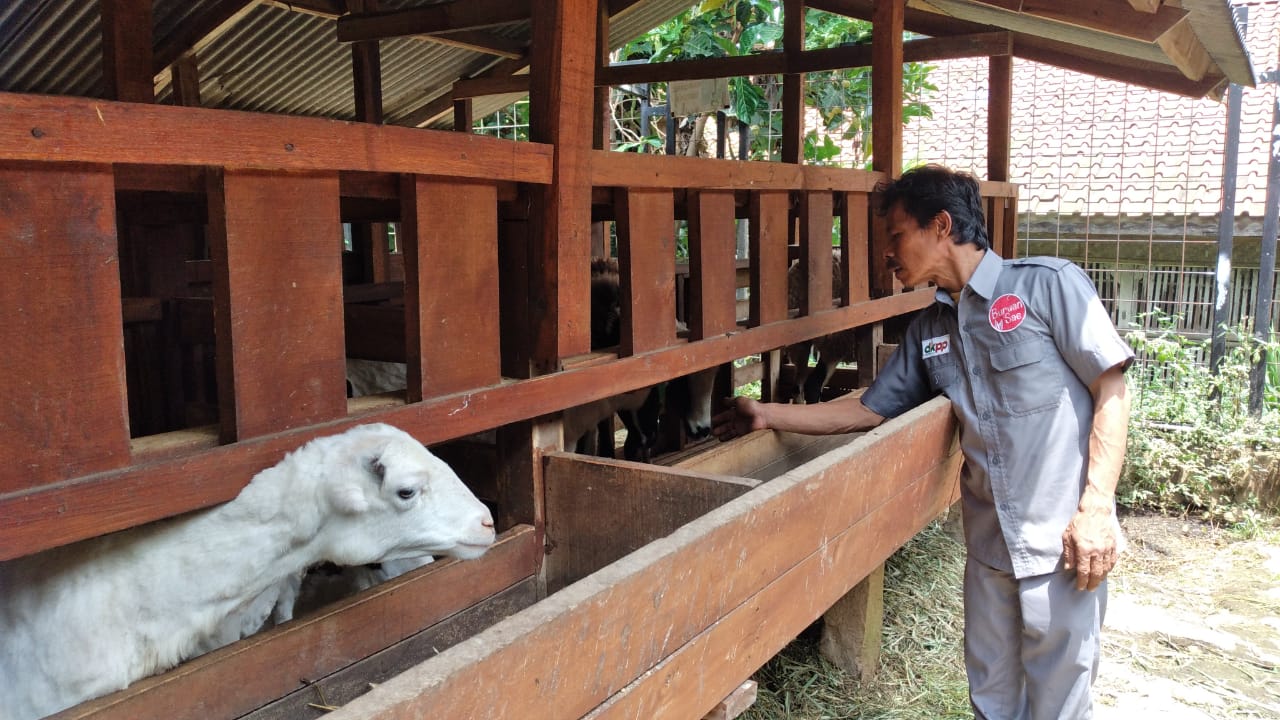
[0,1,1255,719]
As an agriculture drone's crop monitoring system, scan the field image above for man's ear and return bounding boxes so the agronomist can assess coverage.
[934,210,954,240]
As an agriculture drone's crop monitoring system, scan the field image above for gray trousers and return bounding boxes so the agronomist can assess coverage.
[964,557,1107,720]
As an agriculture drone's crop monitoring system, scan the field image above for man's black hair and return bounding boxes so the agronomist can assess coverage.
[874,164,990,251]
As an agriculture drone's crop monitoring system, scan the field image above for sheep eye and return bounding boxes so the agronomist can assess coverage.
[396,488,417,500]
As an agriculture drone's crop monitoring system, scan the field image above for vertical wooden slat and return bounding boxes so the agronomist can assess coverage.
[100,0,154,103]
[871,0,904,177]
[987,196,1008,258]
[593,2,612,150]
[868,192,900,297]
[402,177,501,400]
[208,169,346,442]
[689,190,738,340]
[171,53,201,107]
[1003,193,1019,259]
[0,162,129,493]
[749,191,790,327]
[841,192,870,305]
[987,55,1012,183]
[616,188,677,355]
[799,191,834,315]
[781,0,806,165]
[529,0,597,372]
[499,219,534,379]
[453,99,474,132]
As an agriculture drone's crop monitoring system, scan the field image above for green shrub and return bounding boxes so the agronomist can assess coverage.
[1121,313,1280,526]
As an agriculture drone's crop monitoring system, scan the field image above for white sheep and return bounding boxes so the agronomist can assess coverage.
[0,423,495,720]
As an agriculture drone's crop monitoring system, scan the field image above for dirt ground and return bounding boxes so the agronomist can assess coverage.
[1095,514,1280,719]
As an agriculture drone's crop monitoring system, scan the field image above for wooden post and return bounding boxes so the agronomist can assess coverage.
[987,55,1012,184]
[748,191,790,328]
[615,188,678,355]
[871,0,904,177]
[688,190,738,340]
[350,0,389,284]
[171,53,201,107]
[528,0,598,373]
[819,565,885,682]
[594,2,612,150]
[453,98,474,132]
[781,0,806,165]
[100,0,154,103]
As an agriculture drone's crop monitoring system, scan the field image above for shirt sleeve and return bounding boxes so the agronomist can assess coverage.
[860,313,939,419]
[1047,263,1135,388]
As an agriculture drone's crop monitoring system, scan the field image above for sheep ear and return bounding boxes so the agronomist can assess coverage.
[366,455,387,486]
[329,483,369,515]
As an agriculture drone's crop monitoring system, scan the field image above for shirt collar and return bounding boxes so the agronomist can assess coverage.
[934,249,1003,307]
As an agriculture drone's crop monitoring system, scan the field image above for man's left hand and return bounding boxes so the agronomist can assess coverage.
[1061,488,1119,591]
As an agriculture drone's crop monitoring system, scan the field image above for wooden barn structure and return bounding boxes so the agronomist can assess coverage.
[0,1,1255,718]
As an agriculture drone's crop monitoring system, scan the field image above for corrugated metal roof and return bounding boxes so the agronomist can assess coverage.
[0,0,1263,130]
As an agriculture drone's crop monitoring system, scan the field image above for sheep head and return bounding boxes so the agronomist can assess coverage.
[320,424,495,566]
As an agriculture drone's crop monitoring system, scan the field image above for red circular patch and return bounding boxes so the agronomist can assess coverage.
[988,294,1026,332]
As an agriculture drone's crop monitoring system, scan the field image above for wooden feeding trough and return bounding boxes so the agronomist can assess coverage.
[297,397,961,720]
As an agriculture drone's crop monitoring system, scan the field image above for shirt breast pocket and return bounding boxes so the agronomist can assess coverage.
[990,337,1062,416]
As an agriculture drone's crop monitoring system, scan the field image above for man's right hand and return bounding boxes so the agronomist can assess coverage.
[711,396,769,442]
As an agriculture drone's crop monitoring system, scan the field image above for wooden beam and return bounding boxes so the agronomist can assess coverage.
[404,56,529,127]
[987,54,1012,182]
[101,0,154,102]
[599,53,785,86]
[590,151,885,191]
[337,0,533,43]
[425,30,526,59]
[264,0,345,17]
[527,0,597,370]
[453,74,531,99]
[153,0,256,75]
[616,188,679,355]
[1156,15,1213,82]
[967,0,1186,44]
[0,93,553,182]
[871,0,904,177]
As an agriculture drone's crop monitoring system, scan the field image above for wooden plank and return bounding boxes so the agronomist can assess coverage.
[0,289,937,561]
[1002,193,1019,259]
[453,75,531,99]
[701,681,757,720]
[543,453,759,593]
[207,170,347,442]
[580,453,956,720]
[239,579,540,720]
[799,191,835,315]
[750,191,795,327]
[400,177,501,400]
[841,192,870,304]
[688,190,739,340]
[987,196,1007,259]
[1156,16,1213,83]
[871,0,904,177]
[0,162,129,494]
[54,527,540,720]
[311,399,960,720]
[100,0,154,103]
[528,0,597,371]
[1127,0,1162,12]
[616,188,678,355]
[974,0,1186,44]
[987,54,1012,183]
[0,93,553,183]
[452,98,474,131]
[819,564,885,682]
[598,53,785,87]
[792,31,1011,73]
[591,151,884,191]
[424,30,526,59]
[336,0,532,42]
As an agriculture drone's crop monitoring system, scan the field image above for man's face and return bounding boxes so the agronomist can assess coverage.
[884,203,945,288]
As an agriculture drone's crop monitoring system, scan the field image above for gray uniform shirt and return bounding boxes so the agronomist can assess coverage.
[862,251,1133,579]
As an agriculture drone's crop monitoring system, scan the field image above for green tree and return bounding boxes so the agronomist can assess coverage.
[615,0,935,166]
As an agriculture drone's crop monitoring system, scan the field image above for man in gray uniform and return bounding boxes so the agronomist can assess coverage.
[711,164,1133,719]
